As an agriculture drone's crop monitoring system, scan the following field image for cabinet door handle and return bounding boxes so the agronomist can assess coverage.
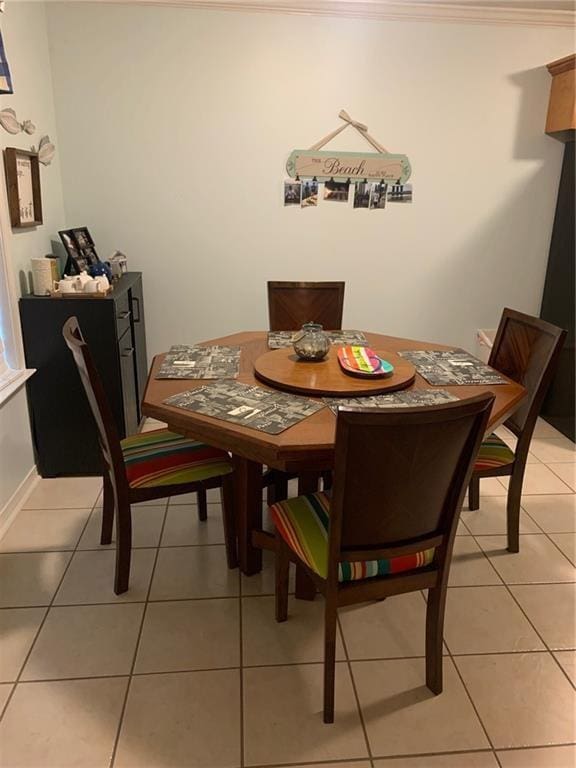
[117,310,131,320]
[121,347,135,357]
[131,296,141,323]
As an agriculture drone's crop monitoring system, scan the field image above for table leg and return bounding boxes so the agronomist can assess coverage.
[295,471,320,601]
[233,454,263,575]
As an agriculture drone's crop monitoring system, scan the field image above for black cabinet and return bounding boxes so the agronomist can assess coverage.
[19,273,148,477]
[540,141,575,442]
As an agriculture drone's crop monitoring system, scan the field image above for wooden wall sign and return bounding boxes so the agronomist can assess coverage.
[287,149,411,184]
[286,110,412,184]
[3,148,43,228]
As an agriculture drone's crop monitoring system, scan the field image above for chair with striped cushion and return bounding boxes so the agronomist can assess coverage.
[468,309,566,553]
[63,317,236,595]
[271,395,494,723]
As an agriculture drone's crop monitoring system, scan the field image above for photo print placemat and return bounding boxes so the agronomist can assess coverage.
[164,381,324,435]
[156,345,241,380]
[324,389,458,415]
[399,349,507,386]
[268,330,369,349]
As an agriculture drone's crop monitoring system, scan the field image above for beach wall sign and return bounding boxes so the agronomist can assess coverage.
[286,149,411,184]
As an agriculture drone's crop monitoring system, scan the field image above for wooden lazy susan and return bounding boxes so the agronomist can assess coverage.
[253,348,416,397]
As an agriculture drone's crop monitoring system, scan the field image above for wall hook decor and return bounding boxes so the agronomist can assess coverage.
[0,108,35,135]
[286,109,411,184]
[33,135,56,166]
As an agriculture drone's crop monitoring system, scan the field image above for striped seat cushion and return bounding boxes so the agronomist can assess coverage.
[121,429,232,489]
[270,491,435,583]
[474,433,515,471]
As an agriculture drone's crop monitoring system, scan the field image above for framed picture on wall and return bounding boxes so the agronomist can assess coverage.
[58,227,100,275]
[3,148,43,228]
[0,30,13,95]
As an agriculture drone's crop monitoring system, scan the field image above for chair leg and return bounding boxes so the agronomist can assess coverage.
[506,469,524,554]
[114,498,132,595]
[468,476,480,511]
[275,536,290,623]
[197,487,208,521]
[267,472,289,506]
[321,470,333,492]
[425,585,447,695]
[323,596,338,724]
[101,474,114,545]
[295,566,316,601]
[221,475,238,569]
[295,471,319,601]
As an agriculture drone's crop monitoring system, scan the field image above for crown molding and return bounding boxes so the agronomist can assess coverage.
[92,0,576,27]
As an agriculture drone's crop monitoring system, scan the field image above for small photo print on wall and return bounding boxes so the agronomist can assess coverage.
[301,179,318,208]
[353,182,370,209]
[369,182,387,210]
[284,181,301,206]
[324,180,350,203]
[388,183,413,203]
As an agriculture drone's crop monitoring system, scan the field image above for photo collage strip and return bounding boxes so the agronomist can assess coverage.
[284,179,412,209]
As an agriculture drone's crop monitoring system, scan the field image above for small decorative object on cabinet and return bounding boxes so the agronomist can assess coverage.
[107,251,128,279]
[3,148,42,228]
[19,272,148,476]
[59,227,99,275]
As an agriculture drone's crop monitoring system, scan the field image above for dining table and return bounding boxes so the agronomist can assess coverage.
[142,330,527,579]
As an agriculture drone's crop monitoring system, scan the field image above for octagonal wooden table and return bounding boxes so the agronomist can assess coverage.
[142,331,526,576]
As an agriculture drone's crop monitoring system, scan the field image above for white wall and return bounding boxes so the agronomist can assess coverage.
[46,3,573,357]
[1,2,65,281]
[0,2,65,507]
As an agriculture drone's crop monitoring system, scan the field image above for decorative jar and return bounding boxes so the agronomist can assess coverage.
[293,323,330,361]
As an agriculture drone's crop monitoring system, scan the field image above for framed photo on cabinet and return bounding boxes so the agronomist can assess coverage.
[3,148,43,228]
[58,227,100,275]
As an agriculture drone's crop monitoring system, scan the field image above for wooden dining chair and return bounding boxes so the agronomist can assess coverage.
[269,394,494,722]
[63,316,237,595]
[267,281,345,331]
[265,281,346,504]
[468,308,566,553]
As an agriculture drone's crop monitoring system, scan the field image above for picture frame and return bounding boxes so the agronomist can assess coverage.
[3,148,43,228]
[58,227,100,275]
[0,30,13,95]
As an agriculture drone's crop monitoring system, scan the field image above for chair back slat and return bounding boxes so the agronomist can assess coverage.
[62,317,126,488]
[329,396,494,561]
[489,308,566,437]
[267,281,345,331]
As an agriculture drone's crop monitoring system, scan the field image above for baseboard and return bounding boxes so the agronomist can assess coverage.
[0,466,40,540]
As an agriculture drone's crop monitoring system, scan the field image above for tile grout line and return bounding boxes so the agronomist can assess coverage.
[0,488,102,723]
[7,643,575,687]
[238,529,245,768]
[5,573,576,612]
[240,747,519,768]
[109,498,170,768]
[546,461,576,493]
[466,497,576,692]
[337,614,375,767]
[416,591,503,766]
[498,496,576,569]
[490,569,576,693]
[422,582,503,768]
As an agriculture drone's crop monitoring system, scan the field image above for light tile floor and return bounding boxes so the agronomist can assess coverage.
[0,418,574,767]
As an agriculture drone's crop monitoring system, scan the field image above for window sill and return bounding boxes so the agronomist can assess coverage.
[0,368,35,408]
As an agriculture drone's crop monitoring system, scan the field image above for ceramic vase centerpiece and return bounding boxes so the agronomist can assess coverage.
[293,323,330,361]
